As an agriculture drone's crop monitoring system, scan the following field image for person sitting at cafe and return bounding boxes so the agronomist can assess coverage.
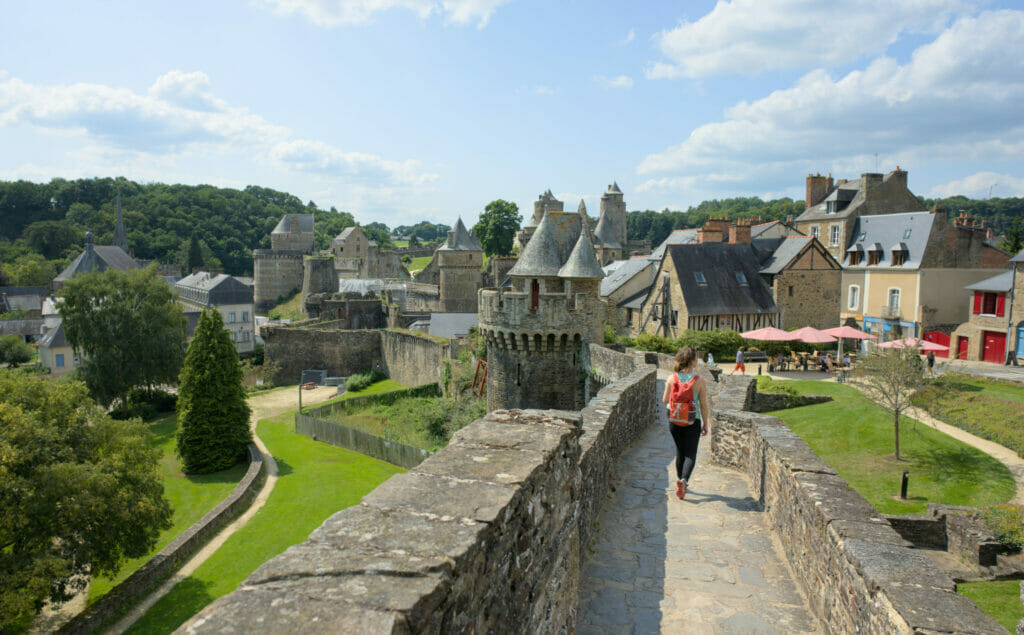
[843,353,851,367]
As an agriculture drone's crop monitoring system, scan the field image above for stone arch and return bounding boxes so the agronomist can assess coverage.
[533,333,542,353]
[560,333,569,352]
[547,333,555,352]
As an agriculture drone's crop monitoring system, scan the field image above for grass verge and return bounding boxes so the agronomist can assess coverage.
[912,372,1024,456]
[87,414,246,604]
[767,381,1015,514]
[266,292,303,321]
[124,410,402,634]
[958,580,1024,632]
[306,378,408,410]
[407,255,433,273]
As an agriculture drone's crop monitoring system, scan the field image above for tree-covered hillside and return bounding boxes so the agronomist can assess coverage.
[0,178,356,281]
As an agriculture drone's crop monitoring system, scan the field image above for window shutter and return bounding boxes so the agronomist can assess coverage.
[973,291,982,314]
[997,293,1006,317]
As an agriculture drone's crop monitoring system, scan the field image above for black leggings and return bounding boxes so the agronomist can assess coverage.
[669,421,701,482]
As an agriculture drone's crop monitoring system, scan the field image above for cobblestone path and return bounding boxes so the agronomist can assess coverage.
[577,381,821,635]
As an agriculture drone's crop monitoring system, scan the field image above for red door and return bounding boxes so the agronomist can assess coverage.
[957,336,969,360]
[924,331,950,358]
[982,331,1006,364]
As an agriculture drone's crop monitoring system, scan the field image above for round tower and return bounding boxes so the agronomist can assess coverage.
[478,209,605,412]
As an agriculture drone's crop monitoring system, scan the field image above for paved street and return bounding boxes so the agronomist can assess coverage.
[938,358,1024,383]
[577,381,821,635]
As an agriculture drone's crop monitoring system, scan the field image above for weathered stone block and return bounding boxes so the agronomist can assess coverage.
[884,584,1006,634]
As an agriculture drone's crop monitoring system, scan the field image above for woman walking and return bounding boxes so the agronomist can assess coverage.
[662,347,712,500]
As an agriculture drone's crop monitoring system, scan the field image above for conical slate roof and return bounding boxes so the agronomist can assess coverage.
[558,227,605,279]
[439,217,481,251]
[507,210,565,277]
[577,199,587,215]
[593,211,621,248]
[608,182,622,194]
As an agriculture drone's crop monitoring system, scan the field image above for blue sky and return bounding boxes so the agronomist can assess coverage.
[2,0,1023,229]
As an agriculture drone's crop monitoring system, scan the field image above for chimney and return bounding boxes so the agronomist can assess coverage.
[805,173,830,210]
[884,166,907,189]
[697,226,723,244]
[729,224,751,244]
[861,172,883,190]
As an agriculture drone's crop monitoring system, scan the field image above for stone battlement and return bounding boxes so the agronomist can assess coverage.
[478,288,604,342]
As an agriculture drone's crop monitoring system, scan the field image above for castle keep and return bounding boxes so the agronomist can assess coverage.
[437,217,483,313]
[478,204,606,412]
[253,214,314,310]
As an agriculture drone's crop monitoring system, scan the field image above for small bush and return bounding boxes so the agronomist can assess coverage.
[604,324,618,345]
[981,504,1024,550]
[346,369,387,392]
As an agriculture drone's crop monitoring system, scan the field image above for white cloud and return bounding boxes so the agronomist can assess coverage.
[594,74,633,89]
[260,0,511,27]
[929,172,1024,198]
[0,70,437,188]
[638,11,1024,194]
[532,85,556,95]
[619,28,635,45]
[648,0,970,78]
[269,139,438,185]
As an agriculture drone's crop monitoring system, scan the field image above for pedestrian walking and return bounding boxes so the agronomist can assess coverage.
[662,347,711,501]
[927,350,935,376]
[729,346,746,375]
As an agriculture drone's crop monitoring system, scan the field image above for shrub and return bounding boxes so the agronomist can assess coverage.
[345,369,387,392]
[981,504,1024,550]
[756,375,798,397]
[603,324,618,345]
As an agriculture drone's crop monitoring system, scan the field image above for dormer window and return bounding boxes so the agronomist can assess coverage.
[903,228,912,239]
[694,272,707,284]
[826,201,837,214]
[848,251,861,266]
[892,251,907,266]
[735,272,748,285]
[867,244,883,266]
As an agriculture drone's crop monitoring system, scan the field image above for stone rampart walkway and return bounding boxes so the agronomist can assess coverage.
[577,379,821,634]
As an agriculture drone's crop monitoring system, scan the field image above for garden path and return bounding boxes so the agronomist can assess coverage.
[106,386,337,634]
[577,374,821,634]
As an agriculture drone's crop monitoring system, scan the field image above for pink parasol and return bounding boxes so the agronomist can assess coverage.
[822,325,876,340]
[788,326,837,344]
[740,327,797,341]
[877,337,949,352]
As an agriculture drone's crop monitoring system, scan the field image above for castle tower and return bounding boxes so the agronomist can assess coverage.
[254,213,315,311]
[113,191,129,252]
[599,182,627,250]
[478,208,606,412]
[515,189,564,249]
[592,197,623,264]
[438,217,484,312]
[301,255,337,318]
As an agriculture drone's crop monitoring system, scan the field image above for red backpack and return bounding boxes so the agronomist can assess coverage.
[667,373,699,426]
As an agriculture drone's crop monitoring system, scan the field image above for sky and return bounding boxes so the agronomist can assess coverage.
[2,0,1023,230]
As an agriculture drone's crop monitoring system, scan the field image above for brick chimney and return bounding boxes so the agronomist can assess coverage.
[805,173,831,210]
[729,223,751,244]
[697,220,723,244]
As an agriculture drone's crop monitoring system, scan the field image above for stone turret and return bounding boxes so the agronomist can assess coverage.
[478,207,606,412]
[516,189,564,249]
[254,213,315,311]
[599,182,627,250]
[438,217,484,312]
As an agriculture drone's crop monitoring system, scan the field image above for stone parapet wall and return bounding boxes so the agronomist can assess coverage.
[182,361,659,633]
[62,445,266,635]
[264,323,382,384]
[381,329,449,389]
[709,390,1004,634]
[751,391,832,412]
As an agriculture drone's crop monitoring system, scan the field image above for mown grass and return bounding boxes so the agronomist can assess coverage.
[912,372,1024,457]
[406,255,433,273]
[306,378,408,410]
[125,410,402,634]
[87,414,246,604]
[266,292,304,321]
[958,580,1024,632]
[327,395,486,451]
[767,381,1016,515]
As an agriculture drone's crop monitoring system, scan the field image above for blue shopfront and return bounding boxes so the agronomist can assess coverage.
[858,316,918,349]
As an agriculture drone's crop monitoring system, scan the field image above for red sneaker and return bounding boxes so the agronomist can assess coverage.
[676,480,686,500]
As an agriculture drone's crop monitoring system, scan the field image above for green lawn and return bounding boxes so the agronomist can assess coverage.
[935,371,1024,403]
[392,239,409,247]
[306,378,408,410]
[125,410,402,634]
[87,414,246,604]
[958,580,1024,632]
[767,381,1016,514]
[913,373,1024,457]
[407,255,433,273]
[266,292,303,321]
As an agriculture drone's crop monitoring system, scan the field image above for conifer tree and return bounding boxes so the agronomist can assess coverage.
[176,308,252,474]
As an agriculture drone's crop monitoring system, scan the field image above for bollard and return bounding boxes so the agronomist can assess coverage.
[900,471,909,499]
[758,364,762,375]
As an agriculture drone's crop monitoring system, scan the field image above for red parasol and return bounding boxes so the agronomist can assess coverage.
[788,326,837,344]
[740,327,797,341]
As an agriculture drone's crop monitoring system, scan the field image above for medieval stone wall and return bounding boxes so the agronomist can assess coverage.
[263,322,382,384]
[380,329,449,389]
[773,268,841,329]
[181,348,657,633]
[709,377,1003,634]
[253,250,304,310]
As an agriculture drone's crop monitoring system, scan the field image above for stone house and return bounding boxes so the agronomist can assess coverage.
[840,209,1009,344]
[332,226,409,280]
[947,271,1015,362]
[599,256,657,334]
[754,235,842,330]
[794,168,921,261]
[0,286,46,318]
[1011,250,1024,362]
[638,242,780,336]
[52,231,139,292]
[37,322,78,376]
[253,214,315,311]
[176,271,256,354]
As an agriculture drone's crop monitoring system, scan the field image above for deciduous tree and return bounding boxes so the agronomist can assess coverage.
[176,309,252,474]
[853,347,926,460]
[0,335,33,367]
[0,372,172,628]
[59,266,187,411]
[473,199,521,256]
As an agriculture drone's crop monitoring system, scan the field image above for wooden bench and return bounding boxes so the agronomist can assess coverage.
[743,351,770,363]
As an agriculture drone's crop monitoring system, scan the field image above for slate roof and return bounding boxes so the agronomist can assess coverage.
[843,211,934,269]
[649,229,699,261]
[272,214,315,234]
[600,257,653,296]
[795,181,863,222]
[1011,249,1024,263]
[558,229,605,279]
[665,243,778,317]
[427,312,479,338]
[750,221,779,239]
[438,217,482,251]
[965,271,1014,292]
[618,288,648,310]
[607,182,622,194]
[38,322,67,347]
[757,236,815,275]
[593,208,620,248]
[176,272,254,304]
[54,238,140,282]
[0,287,45,312]
[338,279,384,295]
[335,226,361,242]
[507,210,582,278]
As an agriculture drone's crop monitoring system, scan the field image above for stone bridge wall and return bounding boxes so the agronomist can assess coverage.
[183,348,657,633]
[710,376,1003,634]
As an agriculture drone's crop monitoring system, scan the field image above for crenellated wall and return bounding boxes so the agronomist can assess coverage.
[181,347,656,633]
[710,376,1004,634]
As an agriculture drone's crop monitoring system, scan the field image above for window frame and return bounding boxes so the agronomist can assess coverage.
[848,285,860,310]
[829,224,840,247]
[888,287,901,311]
[694,272,707,284]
